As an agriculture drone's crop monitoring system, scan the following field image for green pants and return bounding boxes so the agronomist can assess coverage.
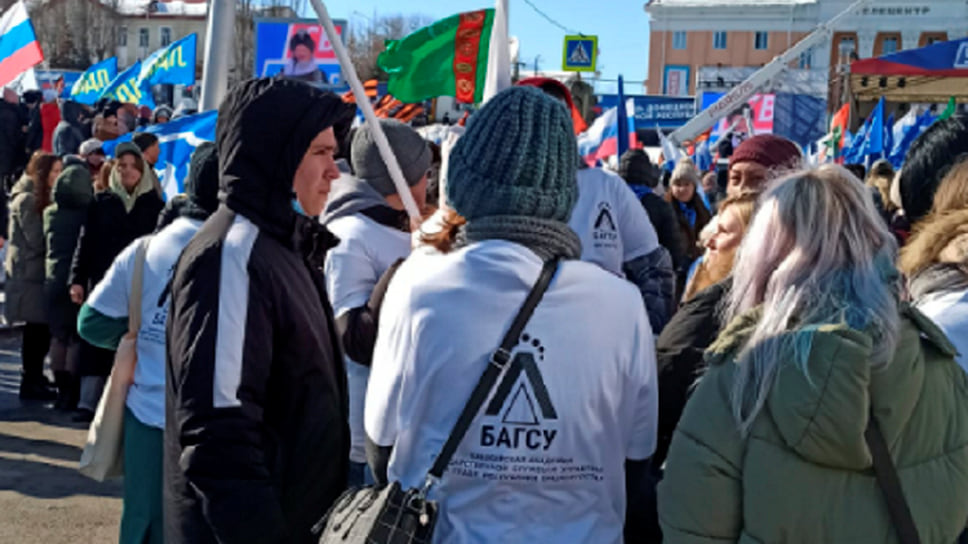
[120,407,163,544]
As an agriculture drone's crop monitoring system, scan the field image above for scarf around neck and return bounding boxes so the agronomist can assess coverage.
[457,215,582,261]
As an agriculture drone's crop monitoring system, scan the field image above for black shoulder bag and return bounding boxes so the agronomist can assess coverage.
[866,413,921,544]
[315,260,560,544]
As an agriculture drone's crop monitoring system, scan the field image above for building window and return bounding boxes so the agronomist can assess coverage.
[672,31,687,50]
[117,27,127,47]
[926,36,943,46]
[713,31,727,50]
[160,27,172,47]
[839,37,856,54]
[798,49,812,69]
[882,36,899,55]
[139,28,150,48]
[754,31,769,50]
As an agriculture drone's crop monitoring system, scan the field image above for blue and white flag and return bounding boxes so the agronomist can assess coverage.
[889,108,935,168]
[70,57,118,105]
[862,97,886,157]
[103,110,216,200]
[99,61,155,108]
[138,33,196,88]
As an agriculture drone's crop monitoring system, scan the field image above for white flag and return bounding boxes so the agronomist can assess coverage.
[481,0,510,104]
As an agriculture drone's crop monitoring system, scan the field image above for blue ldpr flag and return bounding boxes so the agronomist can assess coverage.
[884,114,894,160]
[844,122,868,164]
[69,57,118,105]
[99,61,155,108]
[864,97,886,156]
[102,110,216,199]
[138,33,197,88]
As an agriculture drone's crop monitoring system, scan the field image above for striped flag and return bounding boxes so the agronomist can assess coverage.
[0,1,44,88]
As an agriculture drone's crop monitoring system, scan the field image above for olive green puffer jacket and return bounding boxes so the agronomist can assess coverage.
[658,305,968,544]
[5,175,47,324]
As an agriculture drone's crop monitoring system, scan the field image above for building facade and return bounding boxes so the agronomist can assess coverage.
[115,0,207,75]
[644,0,968,105]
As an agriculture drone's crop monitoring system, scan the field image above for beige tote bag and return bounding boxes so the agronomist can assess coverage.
[78,237,149,481]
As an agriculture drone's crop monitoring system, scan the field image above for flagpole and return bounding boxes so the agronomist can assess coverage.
[199,0,234,112]
[308,0,422,223]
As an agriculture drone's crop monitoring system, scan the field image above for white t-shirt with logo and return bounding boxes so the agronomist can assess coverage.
[325,213,411,463]
[366,240,657,544]
[86,217,203,429]
[569,167,660,277]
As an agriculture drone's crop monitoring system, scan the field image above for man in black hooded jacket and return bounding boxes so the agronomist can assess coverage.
[165,78,354,544]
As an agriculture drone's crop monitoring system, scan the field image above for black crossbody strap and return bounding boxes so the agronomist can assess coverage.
[428,259,560,480]
[865,412,921,544]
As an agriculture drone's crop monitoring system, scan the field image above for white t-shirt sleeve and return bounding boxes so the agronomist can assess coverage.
[364,263,415,447]
[615,178,660,263]
[625,307,659,460]
[325,236,378,318]
[86,239,138,319]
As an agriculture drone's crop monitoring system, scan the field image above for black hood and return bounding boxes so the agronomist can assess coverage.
[180,141,220,221]
[216,77,355,242]
[59,100,86,130]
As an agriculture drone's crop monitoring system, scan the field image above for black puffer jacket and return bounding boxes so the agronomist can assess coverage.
[654,278,730,469]
[0,100,23,179]
[165,78,354,544]
[69,168,164,294]
[640,191,687,272]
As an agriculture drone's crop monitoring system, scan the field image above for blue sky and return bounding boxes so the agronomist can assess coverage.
[318,0,652,95]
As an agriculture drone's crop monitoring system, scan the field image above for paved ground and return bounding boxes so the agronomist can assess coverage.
[0,328,123,543]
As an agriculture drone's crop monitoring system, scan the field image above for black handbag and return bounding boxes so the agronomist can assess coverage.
[314,260,560,544]
[865,411,921,544]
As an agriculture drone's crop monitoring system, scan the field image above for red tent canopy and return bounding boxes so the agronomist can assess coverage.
[850,38,968,102]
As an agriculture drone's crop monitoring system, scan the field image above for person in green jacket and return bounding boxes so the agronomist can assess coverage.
[658,164,968,544]
[43,159,94,409]
[7,151,61,400]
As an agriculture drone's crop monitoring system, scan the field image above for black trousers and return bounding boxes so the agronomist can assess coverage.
[21,322,51,381]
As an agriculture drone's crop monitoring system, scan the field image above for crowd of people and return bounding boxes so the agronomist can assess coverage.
[1,75,968,544]
[0,89,174,415]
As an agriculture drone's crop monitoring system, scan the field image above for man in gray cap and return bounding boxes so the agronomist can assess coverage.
[321,118,431,486]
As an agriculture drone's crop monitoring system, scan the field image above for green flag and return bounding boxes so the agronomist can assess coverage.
[938,96,957,121]
[377,9,494,104]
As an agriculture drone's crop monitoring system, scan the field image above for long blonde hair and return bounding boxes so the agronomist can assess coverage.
[725,164,899,434]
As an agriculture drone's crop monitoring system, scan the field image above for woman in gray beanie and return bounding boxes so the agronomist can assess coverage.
[365,86,658,543]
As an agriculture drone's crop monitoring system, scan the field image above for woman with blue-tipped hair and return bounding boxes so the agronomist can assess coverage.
[659,164,968,543]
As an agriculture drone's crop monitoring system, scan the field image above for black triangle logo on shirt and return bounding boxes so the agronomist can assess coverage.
[594,207,617,231]
[501,383,540,425]
[485,353,558,420]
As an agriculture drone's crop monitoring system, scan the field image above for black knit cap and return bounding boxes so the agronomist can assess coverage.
[184,142,220,215]
[619,149,660,188]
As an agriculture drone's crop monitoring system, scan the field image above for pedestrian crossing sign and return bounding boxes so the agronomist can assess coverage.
[562,35,598,72]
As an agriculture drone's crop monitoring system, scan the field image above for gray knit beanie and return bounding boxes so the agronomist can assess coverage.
[446,86,579,222]
[351,119,431,197]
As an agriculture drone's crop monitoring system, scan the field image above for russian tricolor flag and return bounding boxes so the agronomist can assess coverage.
[0,1,44,89]
[577,99,638,166]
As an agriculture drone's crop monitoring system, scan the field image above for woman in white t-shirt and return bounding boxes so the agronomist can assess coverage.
[365,87,658,543]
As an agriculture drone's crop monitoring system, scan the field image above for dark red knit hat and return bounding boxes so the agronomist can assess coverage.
[729,134,801,170]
